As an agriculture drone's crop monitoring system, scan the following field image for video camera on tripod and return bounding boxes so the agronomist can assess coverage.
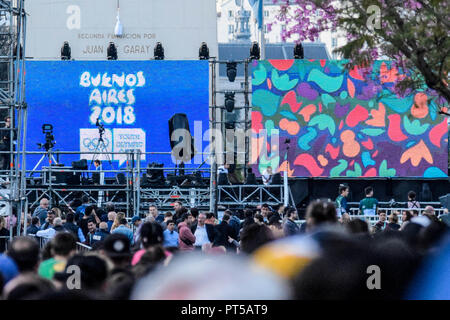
[37,124,56,151]
[96,118,105,136]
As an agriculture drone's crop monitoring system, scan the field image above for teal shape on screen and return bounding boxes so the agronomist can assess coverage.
[252,90,280,117]
[252,63,267,86]
[280,110,298,121]
[330,160,348,177]
[346,162,362,177]
[307,69,344,93]
[379,160,396,177]
[265,120,275,136]
[362,152,376,168]
[298,127,317,151]
[309,114,336,135]
[423,167,448,178]
[380,92,413,113]
[321,93,336,107]
[403,116,430,135]
[361,128,385,136]
[271,69,298,91]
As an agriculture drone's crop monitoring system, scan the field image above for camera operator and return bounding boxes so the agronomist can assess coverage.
[0,116,16,171]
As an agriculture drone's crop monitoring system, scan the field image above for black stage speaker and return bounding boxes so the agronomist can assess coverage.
[168,113,195,163]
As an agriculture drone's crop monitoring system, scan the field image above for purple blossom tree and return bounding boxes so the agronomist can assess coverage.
[270,0,450,107]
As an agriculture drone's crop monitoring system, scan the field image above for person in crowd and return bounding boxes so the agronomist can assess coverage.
[86,219,98,246]
[32,198,50,226]
[100,233,132,271]
[305,200,338,232]
[131,216,142,230]
[242,208,255,229]
[7,236,40,274]
[359,186,378,215]
[205,212,218,225]
[131,222,170,266]
[373,211,388,233]
[212,213,236,252]
[38,232,76,280]
[439,208,450,227]
[0,216,10,253]
[160,212,173,230]
[178,213,196,252]
[276,204,286,219]
[173,201,183,213]
[267,215,284,238]
[423,205,437,221]
[400,210,413,230]
[90,222,110,247]
[149,205,164,224]
[254,214,265,225]
[283,207,300,236]
[63,212,85,243]
[75,195,90,222]
[227,209,242,240]
[407,191,420,210]
[36,217,66,240]
[163,220,179,249]
[190,207,199,220]
[102,203,115,223]
[239,223,274,255]
[110,211,125,232]
[260,204,271,222]
[173,206,188,225]
[79,205,100,238]
[106,211,116,232]
[112,218,134,246]
[335,184,350,216]
[345,219,369,235]
[26,217,40,235]
[262,166,273,185]
[40,209,56,231]
[385,212,401,231]
[191,212,215,250]
[62,254,108,294]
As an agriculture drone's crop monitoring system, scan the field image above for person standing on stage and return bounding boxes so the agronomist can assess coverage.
[335,184,350,217]
[0,116,15,171]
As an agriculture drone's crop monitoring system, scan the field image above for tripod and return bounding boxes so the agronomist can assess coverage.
[30,148,58,177]
[90,127,113,168]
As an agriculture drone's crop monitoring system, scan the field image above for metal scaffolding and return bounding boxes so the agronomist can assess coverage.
[0,0,27,240]
[209,58,253,215]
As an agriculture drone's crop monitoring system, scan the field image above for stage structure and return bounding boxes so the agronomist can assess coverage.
[208,57,295,213]
[0,0,27,240]
[251,60,449,178]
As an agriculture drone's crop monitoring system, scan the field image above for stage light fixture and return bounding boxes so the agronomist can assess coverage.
[294,42,304,59]
[199,42,209,60]
[226,62,237,82]
[154,42,165,60]
[249,41,260,60]
[224,92,235,113]
[225,122,235,130]
[61,41,71,60]
[107,42,118,60]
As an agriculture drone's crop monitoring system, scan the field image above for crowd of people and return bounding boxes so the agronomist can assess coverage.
[0,187,450,300]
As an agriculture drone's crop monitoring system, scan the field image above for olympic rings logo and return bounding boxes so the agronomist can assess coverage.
[82,137,110,151]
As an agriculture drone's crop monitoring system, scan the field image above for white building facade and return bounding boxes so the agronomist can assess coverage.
[216,0,346,59]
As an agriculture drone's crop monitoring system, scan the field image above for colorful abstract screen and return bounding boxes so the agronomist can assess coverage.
[251,60,448,178]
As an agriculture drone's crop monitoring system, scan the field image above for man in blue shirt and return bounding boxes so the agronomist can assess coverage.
[75,195,90,222]
[111,218,134,245]
[163,220,178,248]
